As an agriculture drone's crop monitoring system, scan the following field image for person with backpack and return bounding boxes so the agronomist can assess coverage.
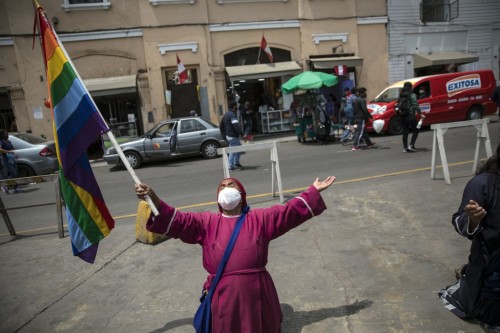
[340,87,355,125]
[315,98,332,145]
[396,82,425,153]
[438,143,500,331]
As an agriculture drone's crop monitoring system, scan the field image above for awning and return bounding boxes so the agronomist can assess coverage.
[310,56,363,69]
[413,51,479,69]
[83,75,137,96]
[225,61,302,81]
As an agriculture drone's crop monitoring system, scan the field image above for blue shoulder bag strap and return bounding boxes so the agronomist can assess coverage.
[206,205,250,299]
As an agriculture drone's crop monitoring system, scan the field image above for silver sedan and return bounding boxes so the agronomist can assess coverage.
[103,117,227,169]
[9,132,59,177]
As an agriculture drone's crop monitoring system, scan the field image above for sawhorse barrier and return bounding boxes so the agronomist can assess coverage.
[217,141,284,203]
[430,118,492,184]
[0,174,65,238]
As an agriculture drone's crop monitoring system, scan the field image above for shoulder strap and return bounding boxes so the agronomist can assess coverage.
[206,206,250,298]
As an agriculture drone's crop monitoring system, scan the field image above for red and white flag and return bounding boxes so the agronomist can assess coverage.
[334,65,347,76]
[260,35,273,63]
[177,54,187,84]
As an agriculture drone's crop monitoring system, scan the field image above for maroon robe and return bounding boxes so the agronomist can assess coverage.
[146,185,327,333]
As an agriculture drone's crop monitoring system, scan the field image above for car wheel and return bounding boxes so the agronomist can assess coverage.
[387,116,402,135]
[201,141,220,159]
[124,151,141,169]
[466,106,482,120]
[17,164,35,178]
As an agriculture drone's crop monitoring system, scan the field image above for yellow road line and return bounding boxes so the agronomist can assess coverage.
[0,160,474,236]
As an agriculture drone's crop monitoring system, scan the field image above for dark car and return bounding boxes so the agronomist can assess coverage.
[9,132,58,177]
[103,117,227,169]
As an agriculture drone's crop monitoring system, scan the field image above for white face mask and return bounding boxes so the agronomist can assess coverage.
[218,187,242,211]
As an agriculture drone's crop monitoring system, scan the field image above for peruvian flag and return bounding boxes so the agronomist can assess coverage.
[260,34,273,63]
[334,65,348,76]
[177,54,187,84]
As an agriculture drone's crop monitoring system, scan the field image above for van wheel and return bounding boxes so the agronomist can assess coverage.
[466,107,482,120]
[387,117,402,135]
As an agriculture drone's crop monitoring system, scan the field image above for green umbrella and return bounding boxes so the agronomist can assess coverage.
[281,71,338,94]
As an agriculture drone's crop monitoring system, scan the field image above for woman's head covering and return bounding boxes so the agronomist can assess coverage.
[216,177,247,212]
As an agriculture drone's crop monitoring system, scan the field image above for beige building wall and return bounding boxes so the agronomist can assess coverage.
[358,23,389,100]
[0,0,388,139]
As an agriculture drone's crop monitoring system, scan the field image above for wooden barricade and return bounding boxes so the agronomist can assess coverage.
[0,174,64,238]
[430,118,492,184]
[218,141,284,203]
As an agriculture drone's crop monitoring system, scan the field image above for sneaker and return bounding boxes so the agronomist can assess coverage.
[235,164,243,168]
[229,166,242,171]
[13,188,24,194]
[1,186,9,194]
[366,142,376,149]
[408,145,418,152]
[352,146,359,151]
[403,148,414,153]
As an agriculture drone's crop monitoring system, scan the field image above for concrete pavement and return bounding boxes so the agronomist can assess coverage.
[0,130,494,332]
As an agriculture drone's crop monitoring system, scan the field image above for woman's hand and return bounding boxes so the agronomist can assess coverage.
[464,199,486,232]
[312,176,336,192]
[135,183,160,208]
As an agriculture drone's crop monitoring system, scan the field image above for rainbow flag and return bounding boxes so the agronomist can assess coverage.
[34,2,114,263]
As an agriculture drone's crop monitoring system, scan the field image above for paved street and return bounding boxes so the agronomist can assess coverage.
[0,117,498,333]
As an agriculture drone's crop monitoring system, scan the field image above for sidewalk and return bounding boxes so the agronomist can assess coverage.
[0,159,487,332]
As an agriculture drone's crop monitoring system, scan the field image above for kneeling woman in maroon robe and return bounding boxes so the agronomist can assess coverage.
[135,176,335,333]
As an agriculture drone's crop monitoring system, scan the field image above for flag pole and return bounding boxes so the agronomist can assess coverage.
[58,48,160,216]
[257,33,263,64]
[34,3,159,216]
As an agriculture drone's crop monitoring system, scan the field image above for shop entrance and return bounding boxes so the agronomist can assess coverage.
[0,92,15,132]
[88,92,142,158]
[224,47,299,134]
[165,68,200,118]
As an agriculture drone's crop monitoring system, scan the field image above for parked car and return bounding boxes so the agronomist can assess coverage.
[9,132,58,177]
[366,70,497,135]
[103,117,228,169]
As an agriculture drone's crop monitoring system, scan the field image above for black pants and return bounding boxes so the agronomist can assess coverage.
[353,120,372,147]
[401,115,419,148]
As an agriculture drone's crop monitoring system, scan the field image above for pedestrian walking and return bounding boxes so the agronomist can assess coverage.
[492,84,500,119]
[351,87,375,151]
[397,82,425,153]
[241,101,253,137]
[339,87,355,126]
[221,102,244,170]
[135,175,336,333]
[0,129,20,194]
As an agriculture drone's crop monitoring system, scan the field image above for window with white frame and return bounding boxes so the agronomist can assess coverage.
[149,0,195,5]
[217,0,287,4]
[420,0,459,22]
[62,0,111,11]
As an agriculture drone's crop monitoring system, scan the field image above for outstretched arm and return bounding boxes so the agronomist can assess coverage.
[312,176,336,192]
[135,183,161,209]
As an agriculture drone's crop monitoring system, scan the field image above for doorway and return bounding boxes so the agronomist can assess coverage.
[165,68,200,118]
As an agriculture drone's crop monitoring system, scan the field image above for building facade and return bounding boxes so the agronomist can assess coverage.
[0,0,388,140]
[387,0,500,84]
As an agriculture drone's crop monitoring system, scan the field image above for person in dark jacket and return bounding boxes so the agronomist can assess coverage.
[221,102,244,170]
[351,87,375,151]
[398,82,426,153]
[492,84,500,119]
[438,143,500,331]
